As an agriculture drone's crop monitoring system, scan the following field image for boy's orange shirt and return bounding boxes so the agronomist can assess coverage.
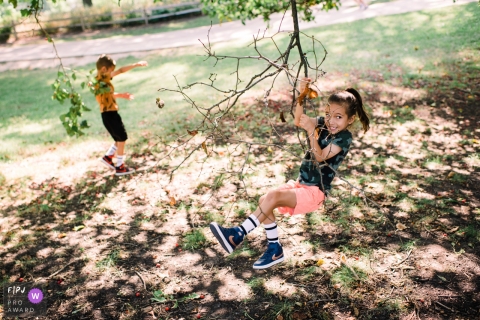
[95,74,118,113]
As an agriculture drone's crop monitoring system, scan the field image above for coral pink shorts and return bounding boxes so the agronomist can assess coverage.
[276,180,325,216]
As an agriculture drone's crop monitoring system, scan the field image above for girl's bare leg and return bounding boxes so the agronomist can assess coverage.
[252,189,297,224]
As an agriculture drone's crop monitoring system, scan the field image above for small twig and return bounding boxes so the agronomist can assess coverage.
[390,266,414,270]
[434,301,454,312]
[423,224,433,236]
[388,287,395,296]
[340,258,360,281]
[135,271,146,290]
[393,249,413,266]
[35,259,81,281]
[307,298,338,304]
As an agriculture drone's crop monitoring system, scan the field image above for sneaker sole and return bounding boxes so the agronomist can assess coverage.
[253,256,285,270]
[115,170,135,176]
[209,222,234,254]
[100,158,115,170]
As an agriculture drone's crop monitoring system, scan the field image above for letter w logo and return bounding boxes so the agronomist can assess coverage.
[31,293,40,299]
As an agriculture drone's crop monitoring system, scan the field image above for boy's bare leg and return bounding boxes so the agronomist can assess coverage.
[115,141,125,156]
[113,141,134,175]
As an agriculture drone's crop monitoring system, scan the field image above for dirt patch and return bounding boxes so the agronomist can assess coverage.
[1,65,479,320]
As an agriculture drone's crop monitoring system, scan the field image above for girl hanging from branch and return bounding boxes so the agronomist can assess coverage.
[210,78,370,269]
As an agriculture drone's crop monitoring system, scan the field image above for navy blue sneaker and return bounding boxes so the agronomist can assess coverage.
[209,222,244,254]
[253,242,284,269]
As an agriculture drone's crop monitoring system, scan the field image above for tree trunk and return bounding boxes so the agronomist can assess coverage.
[82,0,93,7]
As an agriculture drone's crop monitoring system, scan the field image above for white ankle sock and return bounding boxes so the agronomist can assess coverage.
[106,144,117,157]
[116,155,124,167]
[264,222,279,243]
[240,214,260,235]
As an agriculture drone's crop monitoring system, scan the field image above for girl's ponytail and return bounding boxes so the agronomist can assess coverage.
[345,88,370,133]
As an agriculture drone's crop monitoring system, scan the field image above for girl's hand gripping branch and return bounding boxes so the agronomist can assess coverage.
[294,77,318,131]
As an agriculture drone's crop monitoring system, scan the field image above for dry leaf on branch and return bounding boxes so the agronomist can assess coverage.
[201,142,208,155]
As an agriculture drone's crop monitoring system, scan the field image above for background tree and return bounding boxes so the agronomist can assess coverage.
[201,0,340,23]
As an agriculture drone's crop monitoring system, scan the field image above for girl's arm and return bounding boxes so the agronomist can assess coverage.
[305,127,342,162]
[111,61,148,78]
[295,79,342,162]
[294,78,315,127]
[113,92,134,100]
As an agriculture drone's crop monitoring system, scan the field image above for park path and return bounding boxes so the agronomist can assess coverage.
[0,0,475,71]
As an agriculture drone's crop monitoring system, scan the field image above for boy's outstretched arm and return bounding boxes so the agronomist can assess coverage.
[113,92,134,100]
[111,61,148,78]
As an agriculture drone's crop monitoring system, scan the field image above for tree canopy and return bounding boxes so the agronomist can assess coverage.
[6,0,341,21]
[200,0,341,23]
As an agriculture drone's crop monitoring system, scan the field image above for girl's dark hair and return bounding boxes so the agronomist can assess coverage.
[328,88,370,133]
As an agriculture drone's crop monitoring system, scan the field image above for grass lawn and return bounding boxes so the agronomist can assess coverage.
[1,2,478,160]
[0,2,479,320]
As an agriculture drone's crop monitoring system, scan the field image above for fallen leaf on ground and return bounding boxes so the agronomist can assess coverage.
[396,223,407,230]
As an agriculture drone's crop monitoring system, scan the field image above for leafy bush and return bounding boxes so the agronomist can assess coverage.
[121,12,144,27]
[0,2,19,43]
[0,26,11,43]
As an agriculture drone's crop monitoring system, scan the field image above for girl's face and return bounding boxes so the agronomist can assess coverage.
[324,103,355,134]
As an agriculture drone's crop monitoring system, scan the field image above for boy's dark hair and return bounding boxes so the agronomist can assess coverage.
[96,54,116,70]
[328,88,370,133]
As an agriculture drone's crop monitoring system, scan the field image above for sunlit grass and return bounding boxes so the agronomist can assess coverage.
[0,2,478,160]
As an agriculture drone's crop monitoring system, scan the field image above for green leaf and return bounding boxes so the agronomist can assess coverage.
[20,9,30,16]
[72,73,77,80]
[81,82,85,89]
[80,120,90,129]
[437,275,447,282]
[151,290,167,302]
[181,293,199,301]
[8,0,18,8]
[151,297,166,302]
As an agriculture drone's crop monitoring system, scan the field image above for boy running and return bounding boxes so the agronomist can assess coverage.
[94,54,148,176]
